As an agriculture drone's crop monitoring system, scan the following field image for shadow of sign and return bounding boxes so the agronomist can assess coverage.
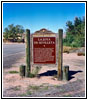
[38,70,83,81]
[38,70,57,77]
[68,70,83,80]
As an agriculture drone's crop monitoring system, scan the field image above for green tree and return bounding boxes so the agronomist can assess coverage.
[15,25,24,39]
[3,24,25,41]
[3,28,9,40]
[63,16,85,47]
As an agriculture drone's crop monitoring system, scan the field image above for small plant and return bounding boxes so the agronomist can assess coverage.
[60,88,65,92]
[54,85,60,88]
[29,66,41,78]
[19,90,32,96]
[26,90,32,95]
[63,94,72,97]
[32,66,41,76]
[28,85,40,90]
[43,86,49,90]
[8,70,19,74]
[19,93,27,97]
[29,73,35,78]
[13,86,21,91]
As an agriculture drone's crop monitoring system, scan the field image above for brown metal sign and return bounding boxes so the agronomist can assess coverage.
[33,37,56,64]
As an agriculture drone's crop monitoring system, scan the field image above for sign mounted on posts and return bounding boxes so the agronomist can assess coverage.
[25,28,63,80]
[33,29,56,64]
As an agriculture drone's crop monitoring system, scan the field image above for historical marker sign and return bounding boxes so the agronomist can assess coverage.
[25,28,63,80]
[33,37,56,64]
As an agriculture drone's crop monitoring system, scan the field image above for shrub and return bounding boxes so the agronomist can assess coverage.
[63,46,71,53]
[29,73,35,78]
[77,52,85,56]
[29,66,41,78]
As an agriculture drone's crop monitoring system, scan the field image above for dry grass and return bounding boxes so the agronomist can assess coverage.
[63,46,72,53]
[8,70,19,74]
[63,46,78,53]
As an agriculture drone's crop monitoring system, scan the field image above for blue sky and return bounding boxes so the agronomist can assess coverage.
[3,3,85,33]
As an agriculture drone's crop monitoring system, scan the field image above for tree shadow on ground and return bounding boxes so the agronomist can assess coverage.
[38,70,83,80]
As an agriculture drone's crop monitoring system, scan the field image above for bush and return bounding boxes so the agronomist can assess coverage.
[63,46,71,53]
[63,35,85,48]
[63,46,79,53]
[29,73,35,78]
[64,17,85,48]
[77,52,85,56]
[32,66,41,76]
[29,66,41,78]
[63,33,74,47]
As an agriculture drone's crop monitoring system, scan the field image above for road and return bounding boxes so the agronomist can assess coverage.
[3,43,25,68]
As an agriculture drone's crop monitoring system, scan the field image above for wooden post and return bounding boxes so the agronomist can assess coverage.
[58,29,63,80]
[19,65,25,78]
[25,29,31,77]
[63,66,69,81]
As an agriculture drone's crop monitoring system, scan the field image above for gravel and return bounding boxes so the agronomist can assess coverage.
[3,79,85,97]
[28,79,85,97]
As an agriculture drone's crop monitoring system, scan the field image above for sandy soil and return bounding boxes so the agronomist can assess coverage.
[3,53,85,97]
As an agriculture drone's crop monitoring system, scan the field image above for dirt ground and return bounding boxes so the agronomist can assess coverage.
[3,53,85,97]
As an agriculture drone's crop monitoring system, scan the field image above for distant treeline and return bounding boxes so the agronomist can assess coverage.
[3,24,25,42]
[63,16,85,47]
[3,16,85,46]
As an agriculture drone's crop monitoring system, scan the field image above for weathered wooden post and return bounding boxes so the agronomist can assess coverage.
[63,66,69,81]
[19,65,25,78]
[58,29,63,80]
[25,29,31,77]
